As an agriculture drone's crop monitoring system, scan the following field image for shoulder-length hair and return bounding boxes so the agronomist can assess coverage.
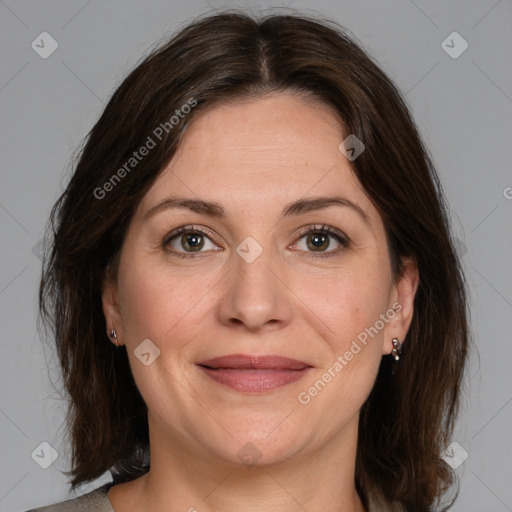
[39,10,470,511]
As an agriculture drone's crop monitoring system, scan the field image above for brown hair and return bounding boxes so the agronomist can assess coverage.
[38,10,470,511]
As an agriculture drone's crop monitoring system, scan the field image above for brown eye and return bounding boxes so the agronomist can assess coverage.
[179,232,205,252]
[292,225,349,257]
[306,233,331,251]
[164,226,220,256]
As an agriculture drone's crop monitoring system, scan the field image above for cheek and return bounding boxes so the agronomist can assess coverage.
[296,271,387,422]
[117,254,217,344]
[115,257,206,396]
[293,261,391,346]
[117,262,170,340]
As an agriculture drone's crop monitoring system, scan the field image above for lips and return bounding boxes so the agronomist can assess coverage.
[196,354,312,393]
[196,354,310,370]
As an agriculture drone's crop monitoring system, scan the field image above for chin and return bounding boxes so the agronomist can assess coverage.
[201,422,311,469]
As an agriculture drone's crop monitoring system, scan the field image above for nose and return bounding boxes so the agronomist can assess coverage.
[216,242,293,332]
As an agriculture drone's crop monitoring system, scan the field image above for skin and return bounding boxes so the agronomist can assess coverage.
[102,91,419,512]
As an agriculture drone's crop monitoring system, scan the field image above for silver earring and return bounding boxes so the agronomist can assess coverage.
[391,338,401,361]
[109,328,118,347]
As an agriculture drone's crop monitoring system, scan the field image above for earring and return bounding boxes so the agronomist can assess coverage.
[109,328,118,347]
[391,337,401,361]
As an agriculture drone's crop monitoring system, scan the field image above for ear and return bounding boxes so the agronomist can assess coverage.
[101,264,125,346]
[382,256,419,355]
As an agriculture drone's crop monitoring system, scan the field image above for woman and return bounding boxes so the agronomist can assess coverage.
[29,9,470,512]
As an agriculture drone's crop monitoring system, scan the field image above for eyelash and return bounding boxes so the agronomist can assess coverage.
[162,224,350,259]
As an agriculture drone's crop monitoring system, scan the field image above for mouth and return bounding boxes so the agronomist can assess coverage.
[196,354,312,393]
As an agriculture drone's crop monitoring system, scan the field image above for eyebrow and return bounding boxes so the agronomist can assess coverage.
[143,195,371,227]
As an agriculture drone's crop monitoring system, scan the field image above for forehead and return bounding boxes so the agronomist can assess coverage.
[137,92,376,223]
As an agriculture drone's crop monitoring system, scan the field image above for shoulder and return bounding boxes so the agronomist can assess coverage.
[24,482,114,512]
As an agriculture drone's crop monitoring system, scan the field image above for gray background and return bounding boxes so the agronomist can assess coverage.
[1,1,511,511]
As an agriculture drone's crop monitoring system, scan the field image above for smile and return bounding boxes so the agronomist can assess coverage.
[196,354,313,393]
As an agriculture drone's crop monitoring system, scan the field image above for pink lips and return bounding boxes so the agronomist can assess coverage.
[196,354,312,393]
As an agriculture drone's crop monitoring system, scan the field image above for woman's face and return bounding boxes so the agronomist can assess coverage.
[103,92,418,467]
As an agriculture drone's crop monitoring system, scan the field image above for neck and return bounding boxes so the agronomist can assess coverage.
[121,413,367,512]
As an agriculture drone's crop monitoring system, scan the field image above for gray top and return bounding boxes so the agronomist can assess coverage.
[25,482,115,512]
